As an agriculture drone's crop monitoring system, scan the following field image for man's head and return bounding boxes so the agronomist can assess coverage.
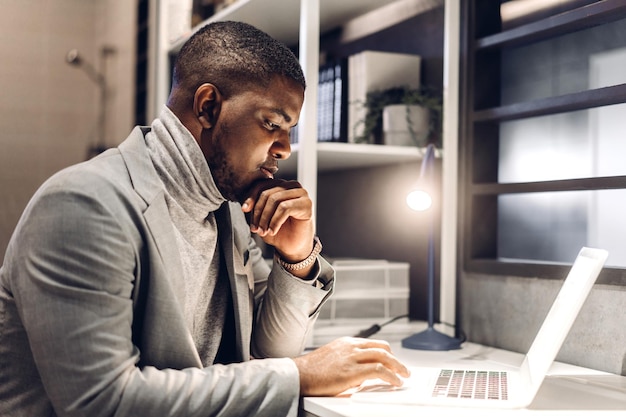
[167,21,306,203]
[169,20,305,107]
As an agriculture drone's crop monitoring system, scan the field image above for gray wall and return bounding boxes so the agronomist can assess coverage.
[462,273,626,375]
[316,161,439,321]
[0,0,136,262]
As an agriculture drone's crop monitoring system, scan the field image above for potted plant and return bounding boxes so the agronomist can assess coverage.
[353,85,442,147]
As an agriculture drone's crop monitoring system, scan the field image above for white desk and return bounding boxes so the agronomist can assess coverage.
[301,340,626,416]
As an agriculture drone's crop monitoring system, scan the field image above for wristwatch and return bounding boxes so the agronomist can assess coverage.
[275,236,322,272]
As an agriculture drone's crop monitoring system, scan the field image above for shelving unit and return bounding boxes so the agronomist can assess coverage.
[151,0,460,323]
[460,0,626,284]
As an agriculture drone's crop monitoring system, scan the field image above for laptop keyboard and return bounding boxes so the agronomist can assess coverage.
[432,369,509,400]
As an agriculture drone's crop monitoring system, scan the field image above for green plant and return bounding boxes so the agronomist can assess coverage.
[354,85,442,145]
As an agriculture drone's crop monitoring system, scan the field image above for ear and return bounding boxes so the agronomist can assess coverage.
[193,83,222,129]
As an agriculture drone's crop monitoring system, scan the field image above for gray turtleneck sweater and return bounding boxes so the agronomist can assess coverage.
[145,107,233,366]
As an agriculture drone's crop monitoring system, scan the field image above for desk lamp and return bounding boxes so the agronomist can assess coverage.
[402,144,462,350]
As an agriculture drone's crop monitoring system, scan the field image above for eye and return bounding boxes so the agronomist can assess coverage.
[265,120,280,131]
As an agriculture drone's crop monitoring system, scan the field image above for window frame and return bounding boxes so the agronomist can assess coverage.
[459,0,626,285]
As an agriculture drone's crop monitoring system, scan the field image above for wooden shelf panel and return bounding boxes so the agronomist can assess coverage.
[475,0,626,51]
[169,0,400,52]
[473,83,626,123]
[471,176,626,196]
[277,142,433,176]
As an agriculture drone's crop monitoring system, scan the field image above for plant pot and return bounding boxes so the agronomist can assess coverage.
[382,104,430,147]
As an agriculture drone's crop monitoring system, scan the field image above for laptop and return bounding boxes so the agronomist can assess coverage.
[352,247,608,409]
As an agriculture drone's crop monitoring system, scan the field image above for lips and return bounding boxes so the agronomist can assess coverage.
[260,165,278,179]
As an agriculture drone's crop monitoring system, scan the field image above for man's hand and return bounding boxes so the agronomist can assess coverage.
[293,337,411,397]
[241,179,315,267]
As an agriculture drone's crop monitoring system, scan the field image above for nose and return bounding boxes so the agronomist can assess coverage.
[271,131,292,160]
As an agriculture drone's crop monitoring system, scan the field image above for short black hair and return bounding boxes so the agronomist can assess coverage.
[172,21,306,99]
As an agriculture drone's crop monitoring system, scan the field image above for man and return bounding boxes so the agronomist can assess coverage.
[0,21,409,416]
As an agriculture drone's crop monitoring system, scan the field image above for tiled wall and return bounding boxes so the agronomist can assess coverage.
[462,273,626,375]
[0,0,136,261]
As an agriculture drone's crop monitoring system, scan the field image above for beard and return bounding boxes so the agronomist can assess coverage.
[205,124,245,203]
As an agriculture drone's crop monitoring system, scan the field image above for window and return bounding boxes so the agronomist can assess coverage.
[460,0,626,284]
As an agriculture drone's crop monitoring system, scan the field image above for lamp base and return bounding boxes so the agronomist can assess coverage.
[402,326,463,351]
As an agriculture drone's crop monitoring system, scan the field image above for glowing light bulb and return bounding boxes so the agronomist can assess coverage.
[406,189,432,211]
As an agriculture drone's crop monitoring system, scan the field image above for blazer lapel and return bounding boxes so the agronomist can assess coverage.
[215,203,252,362]
[119,127,186,307]
[118,127,200,368]
[142,199,186,307]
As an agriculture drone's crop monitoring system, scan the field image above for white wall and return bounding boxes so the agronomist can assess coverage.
[0,0,137,261]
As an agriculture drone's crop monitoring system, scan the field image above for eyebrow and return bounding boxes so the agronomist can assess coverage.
[270,108,293,124]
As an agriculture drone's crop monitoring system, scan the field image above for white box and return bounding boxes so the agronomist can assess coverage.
[318,259,409,322]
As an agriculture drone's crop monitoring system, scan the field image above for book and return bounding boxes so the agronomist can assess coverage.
[316,59,348,142]
[332,59,348,142]
[317,64,334,142]
[291,58,349,144]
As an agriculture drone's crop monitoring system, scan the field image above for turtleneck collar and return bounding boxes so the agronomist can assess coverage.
[146,106,226,221]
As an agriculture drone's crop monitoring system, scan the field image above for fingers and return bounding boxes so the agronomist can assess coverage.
[358,362,405,388]
[352,345,411,382]
[352,346,411,386]
[241,180,311,236]
[252,187,309,236]
[241,179,302,212]
[295,337,411,397]
[351,337,393,352]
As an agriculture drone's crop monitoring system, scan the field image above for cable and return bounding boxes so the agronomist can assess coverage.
[303,316,467,350]
[303,315,411,350]
[354,315,467,343]
[353,314,409,338]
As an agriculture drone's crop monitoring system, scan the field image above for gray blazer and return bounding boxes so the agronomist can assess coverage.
[0,126,334,417]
